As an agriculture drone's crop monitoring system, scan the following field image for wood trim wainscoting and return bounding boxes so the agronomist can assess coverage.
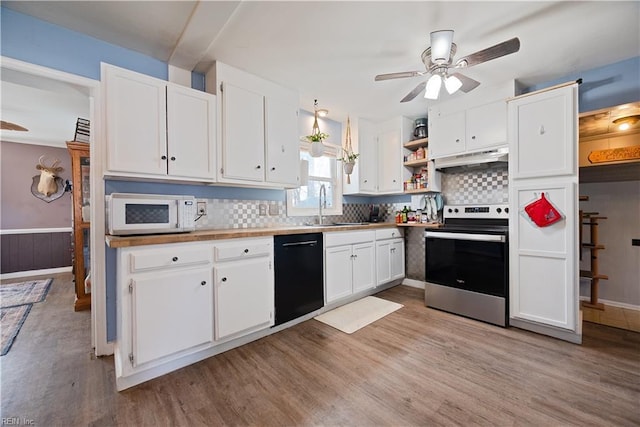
[0,228,72,277]
[2,273,638,425]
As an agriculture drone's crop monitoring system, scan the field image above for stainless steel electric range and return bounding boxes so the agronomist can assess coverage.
[425,204,509,327]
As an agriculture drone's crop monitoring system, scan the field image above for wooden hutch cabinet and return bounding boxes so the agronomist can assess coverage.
[66,141,91,311]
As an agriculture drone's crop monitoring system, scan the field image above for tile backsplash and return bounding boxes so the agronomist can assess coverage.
[194,200,396,229]
[440,163,509,205]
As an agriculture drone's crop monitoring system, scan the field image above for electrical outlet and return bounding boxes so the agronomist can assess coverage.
[269,203,279,216]
[259,204,268,216]
[197,201,207,216]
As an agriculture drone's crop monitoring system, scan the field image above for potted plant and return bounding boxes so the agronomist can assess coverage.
[303,131,329,157]
[338,148,359,183]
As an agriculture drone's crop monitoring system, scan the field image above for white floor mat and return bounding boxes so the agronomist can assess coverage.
[314,296,403,334]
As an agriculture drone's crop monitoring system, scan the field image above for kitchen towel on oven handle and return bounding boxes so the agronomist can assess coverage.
[521,192,564,227]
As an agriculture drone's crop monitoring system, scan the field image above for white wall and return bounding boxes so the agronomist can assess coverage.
[579,180,640,306]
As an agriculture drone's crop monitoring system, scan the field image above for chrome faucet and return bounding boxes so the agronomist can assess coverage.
[318,184,327,225]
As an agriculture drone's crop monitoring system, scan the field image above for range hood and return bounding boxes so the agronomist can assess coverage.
[434,147,509,171]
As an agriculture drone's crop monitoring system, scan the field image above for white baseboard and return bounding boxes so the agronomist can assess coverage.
[1,266,72,280]
[579,296,640,311]
[402,278,425,289]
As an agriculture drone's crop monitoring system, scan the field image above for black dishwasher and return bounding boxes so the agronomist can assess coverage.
[274,233,324,326]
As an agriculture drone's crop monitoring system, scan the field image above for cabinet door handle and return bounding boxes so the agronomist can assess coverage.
[471,135,476,140]
[161,155,167,160]
[244,248,249,253]
[221,277,227,282]
[455,139,460,143]
[201,281,207,286]
[271,167,276,171]
[256,165,262,169]
[170,156,176,161]
[172,256,178,262]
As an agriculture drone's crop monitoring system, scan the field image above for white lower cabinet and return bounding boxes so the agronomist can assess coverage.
[131,268,213,366]
[325,230,376,304]
[375,228,405,285]
[117,242,215,375]
[212,237,274,341]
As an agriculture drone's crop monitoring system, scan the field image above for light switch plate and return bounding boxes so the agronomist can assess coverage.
[268,204,279,216]
[259,204,268,216]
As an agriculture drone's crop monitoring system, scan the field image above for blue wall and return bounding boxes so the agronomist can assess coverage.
[3,6,639,340]
[525,56,640,113]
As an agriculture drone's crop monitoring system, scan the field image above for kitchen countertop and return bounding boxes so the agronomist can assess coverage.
[105,222,414,248]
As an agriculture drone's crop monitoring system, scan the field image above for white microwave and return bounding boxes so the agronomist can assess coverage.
[106,193,197,236]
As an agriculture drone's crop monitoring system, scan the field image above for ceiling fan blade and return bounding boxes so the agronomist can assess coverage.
[455,37,520,69]
[1,121,28,131]
[450,73,481,93]
[375,71,426,81]
[400,81,427,103]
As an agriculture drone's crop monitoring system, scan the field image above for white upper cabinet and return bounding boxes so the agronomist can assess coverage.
[208,61,300,188]
[465,100,508,152]
[221,82,265,181]
[428,81,515,159]
[343,116,411,195]
[103,63,216,182]
[429,110,465,158]
[356,118,378,193]
[166,85,216,179]
[265,97,300,185]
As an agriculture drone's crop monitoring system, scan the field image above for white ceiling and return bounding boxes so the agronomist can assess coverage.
[1,1,639,146]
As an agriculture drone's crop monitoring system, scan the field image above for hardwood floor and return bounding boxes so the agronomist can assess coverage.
[2,272,639,426]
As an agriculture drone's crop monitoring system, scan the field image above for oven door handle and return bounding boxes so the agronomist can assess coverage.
[425,231,506,243]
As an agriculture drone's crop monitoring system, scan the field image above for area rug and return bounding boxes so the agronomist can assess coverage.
[0,278,52,356]
[0,278,53,308]
[1,305,33,356]
[314,296,403,334]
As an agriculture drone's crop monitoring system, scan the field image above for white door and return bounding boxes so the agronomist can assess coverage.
[221,82,265,181]
[508,83,580,343]
[358,119,378,193]
[390,239,405,280]
[376,241,392,285]
[428,109,465,158]
[131,268,213,366]
[166,84,216,180]
[352,242,376,293]
[465,100,507,152]
[214,257,273,340]
[104,65,167,175]
[325,245,353,303]
[377,129,402,193]
[265,97,299,186]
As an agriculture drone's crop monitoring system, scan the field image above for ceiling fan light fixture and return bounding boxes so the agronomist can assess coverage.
[424,74,442,99]
[430,30,454,64]
[444,75,463,94]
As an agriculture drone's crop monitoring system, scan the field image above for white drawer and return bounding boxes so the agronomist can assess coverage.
[325,230,376,247]
[129,245,212,273]
[375,228,404,240]
[214,238,272,262]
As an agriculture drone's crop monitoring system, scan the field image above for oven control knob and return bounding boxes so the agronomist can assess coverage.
[448,208,453,213]
[454,208,459,213]
[496,208,502,213]
[505,207,509,214]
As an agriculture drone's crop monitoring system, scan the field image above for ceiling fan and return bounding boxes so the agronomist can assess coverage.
[375,30,520,102]
[1,120,29,131]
